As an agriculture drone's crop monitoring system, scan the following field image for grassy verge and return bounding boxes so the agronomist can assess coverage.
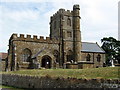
[0,85,24,90]
[2,67,119,79]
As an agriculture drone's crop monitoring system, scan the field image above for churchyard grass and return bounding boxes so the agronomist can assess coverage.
[0,85,24,90]
[2,67,119,79]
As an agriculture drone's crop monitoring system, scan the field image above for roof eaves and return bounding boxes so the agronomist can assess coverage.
[81,50,105,53]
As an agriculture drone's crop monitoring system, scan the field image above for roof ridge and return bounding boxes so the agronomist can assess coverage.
[82,42,96,44]
[96,43,105,53]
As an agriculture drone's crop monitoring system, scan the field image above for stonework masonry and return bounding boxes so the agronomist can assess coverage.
[2,74,120,88]
[6,4,105,71]
[8,34,59,71]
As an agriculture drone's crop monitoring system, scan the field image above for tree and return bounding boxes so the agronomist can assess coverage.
[101,37,120,66]
[115,40,120,64]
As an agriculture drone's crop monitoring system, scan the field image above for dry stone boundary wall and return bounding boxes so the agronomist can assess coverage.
[1,74,120,88]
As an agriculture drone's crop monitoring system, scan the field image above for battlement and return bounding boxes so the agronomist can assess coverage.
[58,8,72,15]
[11,33,59,44]
[50,8,73,21]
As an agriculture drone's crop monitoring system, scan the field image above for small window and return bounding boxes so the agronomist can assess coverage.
[67,18,71,26]
[67,31,72,37]
[86,54,91,61]
[97,54,101,62]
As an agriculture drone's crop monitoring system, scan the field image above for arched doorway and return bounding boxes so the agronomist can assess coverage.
[41,55,51,69]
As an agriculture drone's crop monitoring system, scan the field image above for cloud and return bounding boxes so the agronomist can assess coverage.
[8,10,39,22]
[0,0,119,52]
[0,2,48,52]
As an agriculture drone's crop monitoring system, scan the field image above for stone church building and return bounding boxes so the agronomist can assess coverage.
[6,4,105,71]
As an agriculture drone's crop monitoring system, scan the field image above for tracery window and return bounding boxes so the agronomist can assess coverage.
[86,54,91,61]
[22,48,32,62]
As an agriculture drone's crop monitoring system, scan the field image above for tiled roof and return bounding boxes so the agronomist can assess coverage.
[81,42,105,53]
[0,53,8,59]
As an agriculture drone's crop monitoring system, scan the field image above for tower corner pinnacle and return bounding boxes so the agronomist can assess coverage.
[73,4,80,10]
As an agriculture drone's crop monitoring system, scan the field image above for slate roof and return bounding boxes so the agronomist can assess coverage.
[81,42,105,53]
[32,42,105,58]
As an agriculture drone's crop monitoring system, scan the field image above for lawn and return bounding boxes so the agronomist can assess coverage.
[0,85,24,90]
[2,67,119,79]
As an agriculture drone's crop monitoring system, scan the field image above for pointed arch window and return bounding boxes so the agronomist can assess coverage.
[67,18,71,26]
[22,48,32,62]
[97,54,101,62]
[86,54,91,61]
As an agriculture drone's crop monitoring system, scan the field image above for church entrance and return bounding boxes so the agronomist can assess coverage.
[41,55,51,69]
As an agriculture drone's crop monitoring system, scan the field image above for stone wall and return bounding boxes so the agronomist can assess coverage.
[81,52,105,68]
[0,60,2,85]
[8,34,59,70]
[2,61,5,71]
[2,74,120,88]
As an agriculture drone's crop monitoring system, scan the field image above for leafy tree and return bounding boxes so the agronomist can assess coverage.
[101,37,120,66]
[115,40,120,64]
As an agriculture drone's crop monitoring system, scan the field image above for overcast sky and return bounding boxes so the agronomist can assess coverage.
[0,0,119,53]
[119,1,120,40]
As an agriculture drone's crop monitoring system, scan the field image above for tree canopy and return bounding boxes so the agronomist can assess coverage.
[101,37,120,66]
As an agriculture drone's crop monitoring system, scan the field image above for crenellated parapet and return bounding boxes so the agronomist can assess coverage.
[50,8,73,22]
[10,33,59,44]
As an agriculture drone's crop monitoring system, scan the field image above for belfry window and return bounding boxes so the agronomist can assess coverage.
[22,48,32,62]
[97,54,101,62]
[86,54,91,61]
[67,31,72,37]
[67,18,71,26]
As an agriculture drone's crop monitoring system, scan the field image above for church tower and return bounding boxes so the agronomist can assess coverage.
[50,4,81,68]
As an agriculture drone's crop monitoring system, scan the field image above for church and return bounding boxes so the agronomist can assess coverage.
[6,4,105,71]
